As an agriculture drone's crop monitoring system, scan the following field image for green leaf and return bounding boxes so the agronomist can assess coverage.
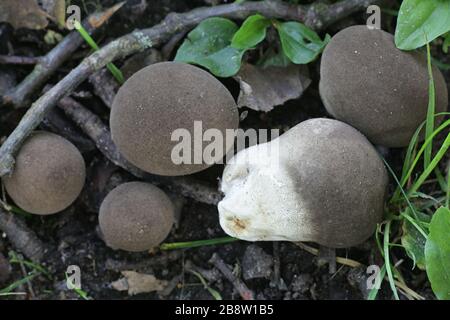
[401,211,428,270]
[231,14,271,50]
[276,21,330,64]
[395,0,450,50]
[175,17,244,77]
[425,207,450,300]
[257,48,291,68]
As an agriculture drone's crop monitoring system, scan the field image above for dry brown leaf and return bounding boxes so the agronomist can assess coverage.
[111,271,168,296]
[0,0,48,30]
[233,63,311,112]
[88,2,125,28]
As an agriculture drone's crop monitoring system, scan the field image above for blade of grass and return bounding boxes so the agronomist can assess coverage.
[424,43,436,169]
[383,158,428,237]
[392,118,450,202]
[392,112,450,202]
[0,273,39,294]
[408,132,450,196]
[446,164,450,208]
[383,221,399,300]
[434,168,448,193]
[189,270,222,300]
[367,264,386,300]
[65,272,91,300]
[9,251,52,279]
[160,237,238,250]
[73,20,124,84]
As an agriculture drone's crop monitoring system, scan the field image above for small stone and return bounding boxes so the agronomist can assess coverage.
[242,245,273,280]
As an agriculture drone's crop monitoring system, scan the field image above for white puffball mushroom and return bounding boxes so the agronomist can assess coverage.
[218,118,388,248]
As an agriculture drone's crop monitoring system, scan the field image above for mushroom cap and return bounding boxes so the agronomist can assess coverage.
[319,25,448,147]
[99,182,174,252]
[110,61,239,176]
[218,118,388,248]
[2,131,86,215]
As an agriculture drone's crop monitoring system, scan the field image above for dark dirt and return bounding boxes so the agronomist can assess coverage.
[0,0,448,300]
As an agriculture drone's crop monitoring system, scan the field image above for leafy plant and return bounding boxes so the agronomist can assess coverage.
[174,18,242,77]
[374,42,450,300]
[189,270,222,300]
[395,0,450,50]
[425,207,450,300]
[175,15,329,77]
[275,21,330,64]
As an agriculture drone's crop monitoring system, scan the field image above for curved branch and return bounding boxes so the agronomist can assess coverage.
[0,0,381,177]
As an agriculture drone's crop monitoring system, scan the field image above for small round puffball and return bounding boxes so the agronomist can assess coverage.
[319,26,448,147]
[99,182,174,252]
[2,131,86,215]
[110,62,239,176]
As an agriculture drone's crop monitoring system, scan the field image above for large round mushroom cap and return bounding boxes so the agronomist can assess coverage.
[219,118,388,248]
[110,62,239,176]
[99,182,174,252]
[2,131,86,215]
[319,25,448,147]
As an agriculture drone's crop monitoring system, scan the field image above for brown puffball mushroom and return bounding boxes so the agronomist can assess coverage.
[99,182,174,252]
[2,132,86,215]
[319,25,448,148]
[218,118,388,248]
[110,61,239,176]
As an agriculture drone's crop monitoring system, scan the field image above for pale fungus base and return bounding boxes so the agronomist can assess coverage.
[219,118,388,248]
[110,61,239,176]
[99,182,174,252]
[319,25,448,148]
[2,131,86,215]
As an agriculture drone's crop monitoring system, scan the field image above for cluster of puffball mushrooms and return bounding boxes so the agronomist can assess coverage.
[2,26,448,252]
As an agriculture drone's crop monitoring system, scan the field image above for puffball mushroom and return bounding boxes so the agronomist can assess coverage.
[99,182,174,252]
[110,61,239,176]
[218,118,388,248]
[319,25,448,148]
[2,131,86,215]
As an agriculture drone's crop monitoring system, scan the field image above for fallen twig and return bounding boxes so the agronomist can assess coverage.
[209,253,254,300]
[0,0,381,177]
[0,207,47,262]
[1,3,124,109]
[0,55,40,65]
[105,251,182,272]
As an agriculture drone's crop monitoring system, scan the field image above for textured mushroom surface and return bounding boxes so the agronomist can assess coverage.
[2,131,86,215]
[110,62,239,176]
[218,118,388,248]
[319,25,448,147]
[99,182,174,252]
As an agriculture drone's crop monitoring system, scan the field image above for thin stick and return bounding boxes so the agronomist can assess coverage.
[294,242,363,268]
[0,0,381,177]
[1,3,124,109]
[209,253,255,300]
[0,56,40,65]
[0,207,47,262]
